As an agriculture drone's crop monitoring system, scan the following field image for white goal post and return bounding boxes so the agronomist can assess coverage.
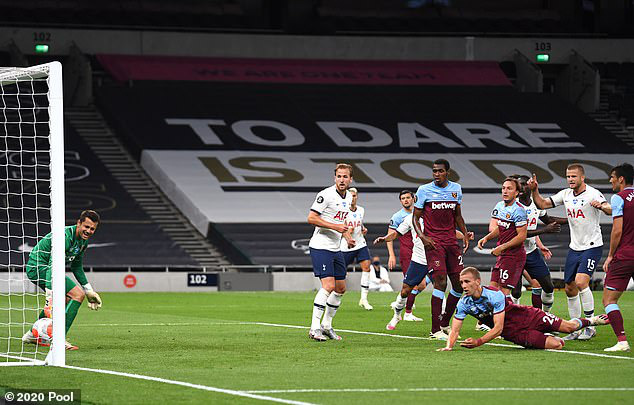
[0,62,66,366]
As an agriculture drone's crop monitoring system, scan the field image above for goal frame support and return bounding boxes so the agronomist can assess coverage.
[0,61,65,367]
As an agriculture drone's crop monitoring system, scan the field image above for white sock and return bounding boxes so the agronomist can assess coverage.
[393,294,407,317]
[542,291,554,312]
[567,294,582,319]
[310,288,330,330]
[360,271,370,301]
[321,292,343,329]
[511,296,520,305]
[579,287,595,319]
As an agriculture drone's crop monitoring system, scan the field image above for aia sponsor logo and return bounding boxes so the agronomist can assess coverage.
[431,202,456,210]
[528,217,538,227]
[567,208,586,219]
[333,211,349,221]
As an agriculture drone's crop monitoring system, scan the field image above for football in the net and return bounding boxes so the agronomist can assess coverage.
[31,318,53,345]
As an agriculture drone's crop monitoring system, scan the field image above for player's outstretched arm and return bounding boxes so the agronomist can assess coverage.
[462,312,505,348]
[438,318,463,351]
[540,213,567,225]
[373,229,399,245]
[591,200,612,215]
[526,221,561,238]
[477,227,498,250]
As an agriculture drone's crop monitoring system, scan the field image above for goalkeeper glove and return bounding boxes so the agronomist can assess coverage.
[83,284,102,310]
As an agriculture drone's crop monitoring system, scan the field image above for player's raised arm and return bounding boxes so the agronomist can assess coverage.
[528,174,554,209]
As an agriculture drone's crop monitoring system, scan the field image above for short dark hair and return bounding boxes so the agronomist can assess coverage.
[399,190,414,199]
[433,159,450,171]
[460,266,480,280]
[611,163,634,184]
[509,173,530,182]
[80,210,100,224]
[503,177,521,191]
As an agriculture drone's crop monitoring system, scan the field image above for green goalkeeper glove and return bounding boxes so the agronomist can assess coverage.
[83,284,102,310]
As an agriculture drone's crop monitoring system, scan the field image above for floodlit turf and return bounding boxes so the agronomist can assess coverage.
[1,291,633,404]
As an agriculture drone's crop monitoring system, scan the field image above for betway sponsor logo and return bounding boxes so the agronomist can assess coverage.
[431,202,457,210]
[498,220,512,230]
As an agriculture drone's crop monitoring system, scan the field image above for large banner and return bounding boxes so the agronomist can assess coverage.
[142,150,627,231]
[97,55,512,86]
[97,83,629,155]
[97,81,630,235]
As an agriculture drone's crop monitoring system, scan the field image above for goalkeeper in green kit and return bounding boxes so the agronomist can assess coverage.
[22,210,103,350]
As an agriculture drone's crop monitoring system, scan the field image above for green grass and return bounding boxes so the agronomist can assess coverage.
[1,291,633,404]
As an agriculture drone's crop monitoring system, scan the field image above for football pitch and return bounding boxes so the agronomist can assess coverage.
[2,291,634,404]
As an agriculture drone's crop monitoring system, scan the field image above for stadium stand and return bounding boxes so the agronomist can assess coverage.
[90,55,631,271]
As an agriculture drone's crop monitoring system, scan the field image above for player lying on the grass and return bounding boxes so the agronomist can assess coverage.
[602,163,634,352]
[374,216,472,337]
[22,210,103,350]
[437,267,609,351]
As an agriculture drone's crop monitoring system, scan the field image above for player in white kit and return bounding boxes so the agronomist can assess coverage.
[374,214,469,338]
[307,163,354,341]
[340,188,374,310]
[529,163,610,341]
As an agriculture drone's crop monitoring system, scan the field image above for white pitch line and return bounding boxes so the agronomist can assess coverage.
[249,321,634,361]
[76,320,634,361]
[62,365,316,405]
[246,387,634,394]
[75,322,245,327]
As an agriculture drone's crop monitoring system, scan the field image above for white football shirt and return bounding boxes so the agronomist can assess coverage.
[309,185,353,251]
[550,185,606,251]
[396,214,427,265]
[518,199,546,254]
[340,205,367,252]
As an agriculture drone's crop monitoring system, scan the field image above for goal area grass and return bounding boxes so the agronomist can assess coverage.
[1,291,633,404]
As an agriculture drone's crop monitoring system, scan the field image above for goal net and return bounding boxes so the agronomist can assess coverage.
[0,62,66,366]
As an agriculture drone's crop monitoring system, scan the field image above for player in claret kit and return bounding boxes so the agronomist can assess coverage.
[387,190,423,321]
[412,159,470,340]
[374,215,469,334]
[602,163,634,352]
[510,174,566,312]
[307,163,354,342]
[340,188,374,310]
[22,210,103,350]
[477,178,527,297]
[529,163,610,341]
[437,267,610,352]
